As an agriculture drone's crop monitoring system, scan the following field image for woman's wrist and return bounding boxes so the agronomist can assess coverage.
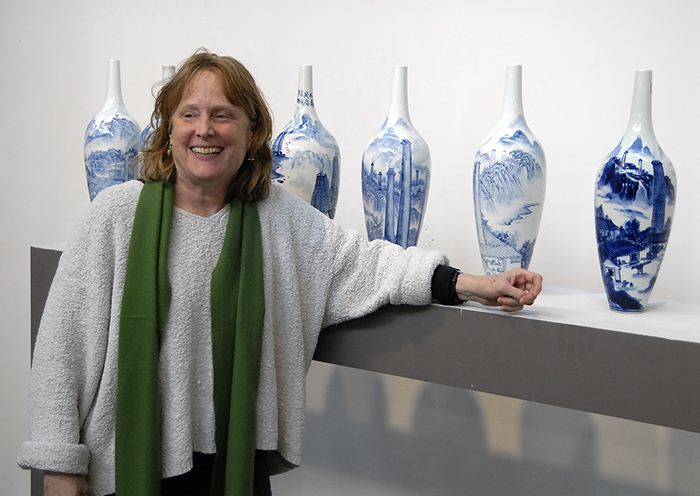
[454,272,482,302]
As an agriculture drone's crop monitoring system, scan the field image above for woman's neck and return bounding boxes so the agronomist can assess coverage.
[173,180,228,217]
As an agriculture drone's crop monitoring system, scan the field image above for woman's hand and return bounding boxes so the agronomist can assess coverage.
[456,268,543,312]
[44,472,89,496]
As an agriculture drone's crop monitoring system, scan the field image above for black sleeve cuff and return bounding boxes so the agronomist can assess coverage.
[431,265,464,305]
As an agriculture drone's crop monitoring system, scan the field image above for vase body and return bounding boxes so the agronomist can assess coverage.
[271,66,341,218]
[361,66,431,248]
[139,65,176,152]
[84,60,141,201]
[473,65,546,275]
[595,70,676,312]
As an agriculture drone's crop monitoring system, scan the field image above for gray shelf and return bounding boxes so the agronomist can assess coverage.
[316,300,700,433]
[31,246,700,437]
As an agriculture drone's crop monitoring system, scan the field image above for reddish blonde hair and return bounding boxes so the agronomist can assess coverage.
[139,49,273,202]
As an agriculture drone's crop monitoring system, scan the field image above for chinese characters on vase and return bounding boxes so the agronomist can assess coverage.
[271,65,341,218]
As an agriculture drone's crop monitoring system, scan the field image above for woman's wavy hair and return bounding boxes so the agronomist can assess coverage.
[139,48,273,202]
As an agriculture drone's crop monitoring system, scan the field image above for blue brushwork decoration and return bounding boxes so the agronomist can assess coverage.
[595,70,676,312]
[272,65,340,218]
[473,65,546,275]
[84,60,141,201]
[362,66,430,248]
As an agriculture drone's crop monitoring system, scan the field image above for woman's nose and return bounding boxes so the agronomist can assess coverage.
[195,116,215,137]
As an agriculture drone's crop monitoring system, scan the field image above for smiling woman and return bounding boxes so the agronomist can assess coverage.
[17,48,542,496]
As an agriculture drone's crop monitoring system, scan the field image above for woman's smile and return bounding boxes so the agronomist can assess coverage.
[190,146,223,156]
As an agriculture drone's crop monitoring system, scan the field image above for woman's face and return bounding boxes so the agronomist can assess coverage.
[170,70,252,195]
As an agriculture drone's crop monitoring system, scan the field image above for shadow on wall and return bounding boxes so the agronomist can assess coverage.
[281,363,700,496]
[669,428,700,495]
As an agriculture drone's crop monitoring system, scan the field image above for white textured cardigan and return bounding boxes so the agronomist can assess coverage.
[18,180,447,495]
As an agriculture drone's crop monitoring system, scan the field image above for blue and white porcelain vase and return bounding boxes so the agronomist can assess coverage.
[595,70,676,312]
[473,65,546,275]
[361,66,431,248]
[139,65,176,152]
[271,65,340,218]
[84,60,141,201]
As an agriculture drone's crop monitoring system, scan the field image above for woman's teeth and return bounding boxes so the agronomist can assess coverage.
[191,147,223,155]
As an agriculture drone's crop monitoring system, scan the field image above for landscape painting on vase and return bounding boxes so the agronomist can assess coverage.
[361,119,430,249]
[474,120,545,275]
[271,109,340,219]
[84,115,140,201]
[595,138,676,312]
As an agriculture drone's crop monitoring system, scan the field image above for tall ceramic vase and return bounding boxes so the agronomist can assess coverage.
[595,70,676,312]
[271,65,341,218]
[139,65,176,152]
[84,60,141,201]
[361,66,431,248]
[473,65,546,275]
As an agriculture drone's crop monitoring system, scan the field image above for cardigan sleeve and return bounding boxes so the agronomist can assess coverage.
[17,183,138,474]
[260,185,449,328]
[317,214,449,327]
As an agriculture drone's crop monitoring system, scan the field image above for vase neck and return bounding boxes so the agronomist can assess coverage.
[624,70,657,145]
[102,59,125,112]
[162,65,176,84]
[296,65,319,120]
[500,65,524,122]
[387,66,411,122]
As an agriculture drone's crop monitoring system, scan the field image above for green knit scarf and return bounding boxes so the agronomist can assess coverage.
[116,180,265,496]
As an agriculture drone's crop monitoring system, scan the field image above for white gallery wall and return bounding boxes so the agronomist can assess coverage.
[2,0,699,494]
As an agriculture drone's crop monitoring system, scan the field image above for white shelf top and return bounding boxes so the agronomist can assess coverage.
[452,286,700,343]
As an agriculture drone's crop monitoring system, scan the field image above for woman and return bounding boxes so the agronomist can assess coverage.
[18,50,542,496]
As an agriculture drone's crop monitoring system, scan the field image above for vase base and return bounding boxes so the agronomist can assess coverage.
[607,305,645,313]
